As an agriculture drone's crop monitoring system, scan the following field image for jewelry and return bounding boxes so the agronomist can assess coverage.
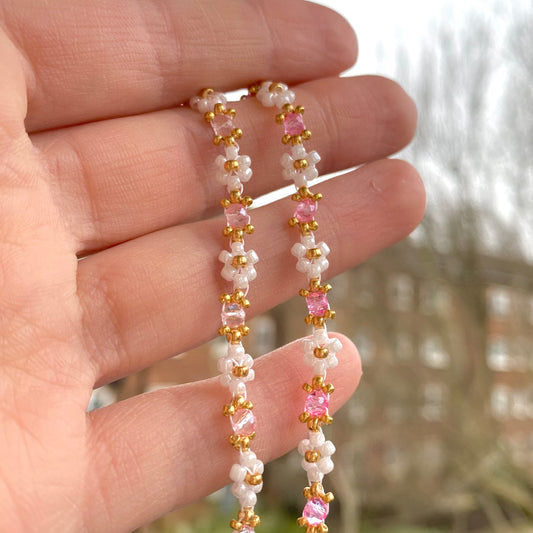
[190,89,262,533]
[251,81,341,533]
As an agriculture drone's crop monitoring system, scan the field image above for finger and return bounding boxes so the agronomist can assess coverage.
[0,30,27,143]
[77,158,425,386]
[34,76,416,253]
[86,334,361,531]
[4,0,357,132]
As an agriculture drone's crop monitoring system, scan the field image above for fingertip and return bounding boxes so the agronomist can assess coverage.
[310,3,359,73]
[327,332,362,410]
[350,158,426,241]
[384,159,426,233]
[261,0,358,80]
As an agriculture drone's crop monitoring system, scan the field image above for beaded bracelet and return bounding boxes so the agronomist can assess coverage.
[190,89,262,533]
[250,81,341,533]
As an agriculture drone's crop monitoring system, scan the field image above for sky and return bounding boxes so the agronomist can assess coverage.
[314,0,531,75]
[312,0,533,258]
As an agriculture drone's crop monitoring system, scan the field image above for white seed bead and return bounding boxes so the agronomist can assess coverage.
[313,327,329,345]
[318,457,334,475]
[229,380,247,396]
[312,359,328,376]
[225,145,239,160]
[309,429,326,447]
[230,463,246,483]
[240,490,257,508]
[321,440,336,457]
[231,482,246,498]
[228,344,245,359]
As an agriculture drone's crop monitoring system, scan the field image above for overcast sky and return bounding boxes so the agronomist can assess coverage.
[314,0,530,77]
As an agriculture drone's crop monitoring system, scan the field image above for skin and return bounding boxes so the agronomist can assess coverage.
[0,0,425,531]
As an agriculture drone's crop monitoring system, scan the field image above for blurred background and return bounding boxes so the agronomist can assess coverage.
[90,0,533,531]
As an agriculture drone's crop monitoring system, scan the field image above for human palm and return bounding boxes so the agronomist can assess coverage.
[0,1,425,531]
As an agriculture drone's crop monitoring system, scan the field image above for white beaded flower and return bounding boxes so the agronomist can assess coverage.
[256,80,295,109]
[189,90,227,114]
[302,328,342,376]
[281,144,321,188]
[298,430,336,483]
[291,234,330,278]
[219,241,258,289]
[215,145,252,192]
[217,345,255,396]
[230,451,264,508]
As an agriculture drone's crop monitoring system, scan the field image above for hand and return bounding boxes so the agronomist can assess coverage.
[0,0,424,531]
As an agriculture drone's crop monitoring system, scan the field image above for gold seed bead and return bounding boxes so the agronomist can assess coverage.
[269,82,285,92]
[224,160,239,172]
[245,472,263,485]
[314,347,329,359]
[233,365,250,378]
[294,158,308,169]
[305,450,321,463]
[232,255,248,268]
[306,248,322,260]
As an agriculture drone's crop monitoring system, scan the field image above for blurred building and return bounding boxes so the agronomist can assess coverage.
[112,239,533,522]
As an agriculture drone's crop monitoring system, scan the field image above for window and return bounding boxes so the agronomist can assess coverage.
[421,336,450,369]
[395,331,413,363]
[383,444,409,482]
[420,438,445,475]
[491,384,510,420]
[487,337,512,371]
[512,337,529,372]
[421,383,447,421]
[488,287,510,318]
[420,283,449,315]
[353,332,375,365]
[388,274,414,312]
[510,388,533,420]
[347,386,372,424]
[353,268,375,308]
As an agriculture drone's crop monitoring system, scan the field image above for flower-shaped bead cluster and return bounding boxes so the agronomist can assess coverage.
[281,144,321,188]
[302,327,341,376]
[219,241,259,291]
[215,145,253,192]
[298,430,336,484]
[255,81,295,109]
[291,234,330,279]
[190,90,227,114]
[230,450,264,509]
[217,343,255,396]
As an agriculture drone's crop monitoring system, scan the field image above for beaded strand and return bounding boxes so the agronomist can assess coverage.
[190,89,262,533]
[251,81,342,533]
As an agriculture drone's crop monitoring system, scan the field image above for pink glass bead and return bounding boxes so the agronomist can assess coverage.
[306,290,329,316]
[303,498,329,526]
[284,112,305,136]
[294,198,317,223]
[222,302,245,329]
[231,408,256,436]
[305,390,329,417]
[225,203,250,228]
[211,113,234,136]
[239,528,254,533]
